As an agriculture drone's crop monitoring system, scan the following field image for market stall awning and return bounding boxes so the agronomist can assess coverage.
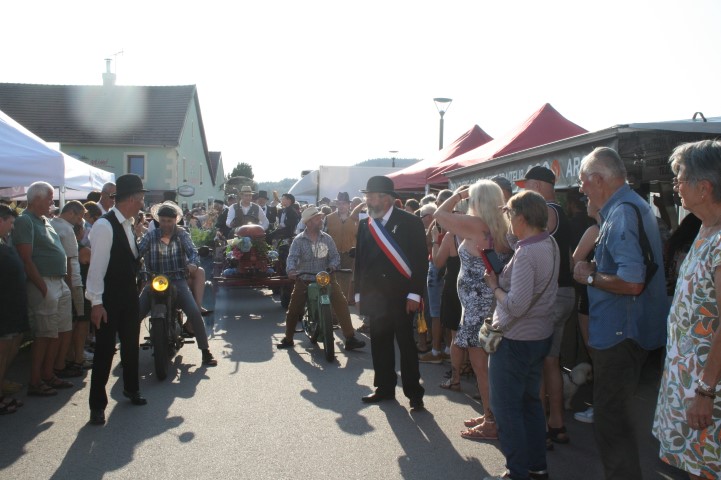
[388,124,492,190]
[426,103,587,184]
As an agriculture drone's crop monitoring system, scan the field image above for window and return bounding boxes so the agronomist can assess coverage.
[127,154,145,178]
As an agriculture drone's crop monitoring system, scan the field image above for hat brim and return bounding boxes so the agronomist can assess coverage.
[360,189,399,199]
[150,202,183,223]
[110,188,147,198]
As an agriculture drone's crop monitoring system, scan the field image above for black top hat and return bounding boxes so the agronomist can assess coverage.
[515,166,556,187]
[336,192,350,203]
[361,176,400,199]
[257,190,269,200]
[112,174,147,198]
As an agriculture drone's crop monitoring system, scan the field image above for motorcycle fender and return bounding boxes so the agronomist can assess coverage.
[151,305,167,319]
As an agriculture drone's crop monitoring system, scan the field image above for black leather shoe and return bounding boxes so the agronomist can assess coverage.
[89,409,105,425]
[277,338,294,349]
[361,391,395,403]
[344,336,366,351]
[123,390,148,406]
[409,397,425,411]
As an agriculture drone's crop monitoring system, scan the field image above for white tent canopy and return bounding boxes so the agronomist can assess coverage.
[0,108,114,198]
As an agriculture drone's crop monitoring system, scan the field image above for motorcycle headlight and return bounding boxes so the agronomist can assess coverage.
[151,275,170,292]
[316,271,331,287]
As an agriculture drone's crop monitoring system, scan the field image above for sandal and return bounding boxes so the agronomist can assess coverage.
[547,425,570,444]
[463,415,485,428]
[0,396,24,409]
[0,397,17,415]
[43,376,74,389]
[459,362,474,378]
[460,421,498,441]
[439,379,461,391]
[27,382,58,396]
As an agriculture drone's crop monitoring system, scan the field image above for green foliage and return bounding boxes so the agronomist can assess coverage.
[227,162,254,180]
[189,226,216,247]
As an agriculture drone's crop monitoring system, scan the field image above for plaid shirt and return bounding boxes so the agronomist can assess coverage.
[286,230,340,280]
[137,226,199,280]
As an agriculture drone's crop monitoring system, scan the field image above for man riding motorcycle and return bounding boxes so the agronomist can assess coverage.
[137,201,218,366]
[276,206,365,351]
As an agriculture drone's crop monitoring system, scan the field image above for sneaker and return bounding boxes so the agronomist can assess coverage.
[344,336,366,351]
[440,351,450,360]
[574,407,594,423]
[418,351,443,364]
[201,349,218,366]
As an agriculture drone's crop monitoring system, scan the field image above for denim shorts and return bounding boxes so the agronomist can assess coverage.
[426,262,444,318]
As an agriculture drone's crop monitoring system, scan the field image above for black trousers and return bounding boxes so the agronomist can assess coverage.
[592,339,648,480]
[369,305,424,400]
[89,298,141,411]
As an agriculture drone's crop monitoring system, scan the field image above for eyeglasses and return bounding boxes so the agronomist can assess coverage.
[672,177,691,187]
[578,172,599,186]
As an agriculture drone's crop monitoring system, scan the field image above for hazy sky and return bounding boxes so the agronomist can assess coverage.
[3,1,720,181]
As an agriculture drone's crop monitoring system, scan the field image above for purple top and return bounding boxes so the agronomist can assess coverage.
[492,232,559,341]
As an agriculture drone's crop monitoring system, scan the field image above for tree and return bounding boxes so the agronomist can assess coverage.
[227,162,254,180]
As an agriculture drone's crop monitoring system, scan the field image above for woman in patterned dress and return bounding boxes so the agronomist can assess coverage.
[653,140,721,479]
[434,179,511,440]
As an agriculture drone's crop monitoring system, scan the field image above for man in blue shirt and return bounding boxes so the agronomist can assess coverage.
[574,147,668,480]
[138,202,218,366]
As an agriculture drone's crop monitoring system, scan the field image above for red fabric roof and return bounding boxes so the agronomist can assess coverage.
[388,125,493,190]
[426,103,587,184]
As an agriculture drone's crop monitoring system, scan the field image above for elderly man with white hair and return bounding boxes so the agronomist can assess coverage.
[12,181,73,397]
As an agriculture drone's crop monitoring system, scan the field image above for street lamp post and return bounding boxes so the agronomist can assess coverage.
[433,97,453,150]
[389,150,399,168]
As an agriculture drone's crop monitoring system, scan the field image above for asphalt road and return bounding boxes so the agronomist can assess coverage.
[0,285,684,480]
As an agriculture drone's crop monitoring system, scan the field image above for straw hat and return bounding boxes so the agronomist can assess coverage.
[150,201,183,222]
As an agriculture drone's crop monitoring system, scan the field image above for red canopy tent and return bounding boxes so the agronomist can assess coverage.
[426,103,587,184]
[388,124,493,190]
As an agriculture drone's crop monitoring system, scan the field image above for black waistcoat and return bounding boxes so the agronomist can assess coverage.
[103,211,140,306]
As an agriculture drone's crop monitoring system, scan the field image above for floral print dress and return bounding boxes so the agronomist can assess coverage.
[652,230,721,478]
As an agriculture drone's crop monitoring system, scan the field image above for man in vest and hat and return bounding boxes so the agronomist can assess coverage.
[226,185,269,231]
[85,174,147,425]
[354,176,428,411]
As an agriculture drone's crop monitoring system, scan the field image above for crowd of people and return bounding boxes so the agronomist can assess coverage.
[1,141,720,479]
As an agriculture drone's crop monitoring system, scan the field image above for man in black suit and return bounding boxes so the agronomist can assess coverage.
[85,174,148,425]
[266,193,299,243]
[354,176,428,411]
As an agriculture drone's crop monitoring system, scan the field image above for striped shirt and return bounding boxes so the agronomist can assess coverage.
[492,232,559,341]
[137,227,198,280]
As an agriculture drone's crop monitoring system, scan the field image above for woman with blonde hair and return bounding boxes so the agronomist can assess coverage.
[434,179,512,441]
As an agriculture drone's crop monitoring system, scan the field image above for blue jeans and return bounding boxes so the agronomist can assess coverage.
[139,279,209,350]
[489,336,552,480]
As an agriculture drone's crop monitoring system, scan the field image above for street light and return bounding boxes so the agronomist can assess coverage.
[433,97,453,150]
[389,150,399,168]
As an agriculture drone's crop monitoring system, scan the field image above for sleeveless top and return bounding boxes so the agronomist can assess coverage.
[548,202,573,287]
[231,203,260,228]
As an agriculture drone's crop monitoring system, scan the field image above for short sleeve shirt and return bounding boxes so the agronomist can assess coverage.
[12,210,67,276]
[50,217,81,287]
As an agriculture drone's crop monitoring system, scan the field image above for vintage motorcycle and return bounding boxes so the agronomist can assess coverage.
[298,268,352,362]
[140,270,194,380]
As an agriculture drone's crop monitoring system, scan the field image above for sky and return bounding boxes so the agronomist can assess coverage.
[3,1,721,182]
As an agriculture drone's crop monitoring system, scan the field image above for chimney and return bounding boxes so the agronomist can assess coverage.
[102,58,116,86]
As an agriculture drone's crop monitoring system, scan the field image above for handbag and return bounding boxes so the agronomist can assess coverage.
[478,237,557,354]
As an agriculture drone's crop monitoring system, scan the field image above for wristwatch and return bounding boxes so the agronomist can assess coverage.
[587,271,596,286]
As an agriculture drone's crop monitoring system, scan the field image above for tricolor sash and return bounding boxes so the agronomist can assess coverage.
[368,217,412,279]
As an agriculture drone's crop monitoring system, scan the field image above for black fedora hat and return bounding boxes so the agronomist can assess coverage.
[112,174,147,198]
[336,192,350,203]
[361,176,400,199]
[257,190,269,200]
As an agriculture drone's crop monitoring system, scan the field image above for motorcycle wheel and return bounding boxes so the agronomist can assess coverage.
[280,286,292,309]
[320,304,334,362]
[302,305,319,344]
[151,317,169,381]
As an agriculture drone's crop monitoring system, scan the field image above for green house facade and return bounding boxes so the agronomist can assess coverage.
[0,82,224,209]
